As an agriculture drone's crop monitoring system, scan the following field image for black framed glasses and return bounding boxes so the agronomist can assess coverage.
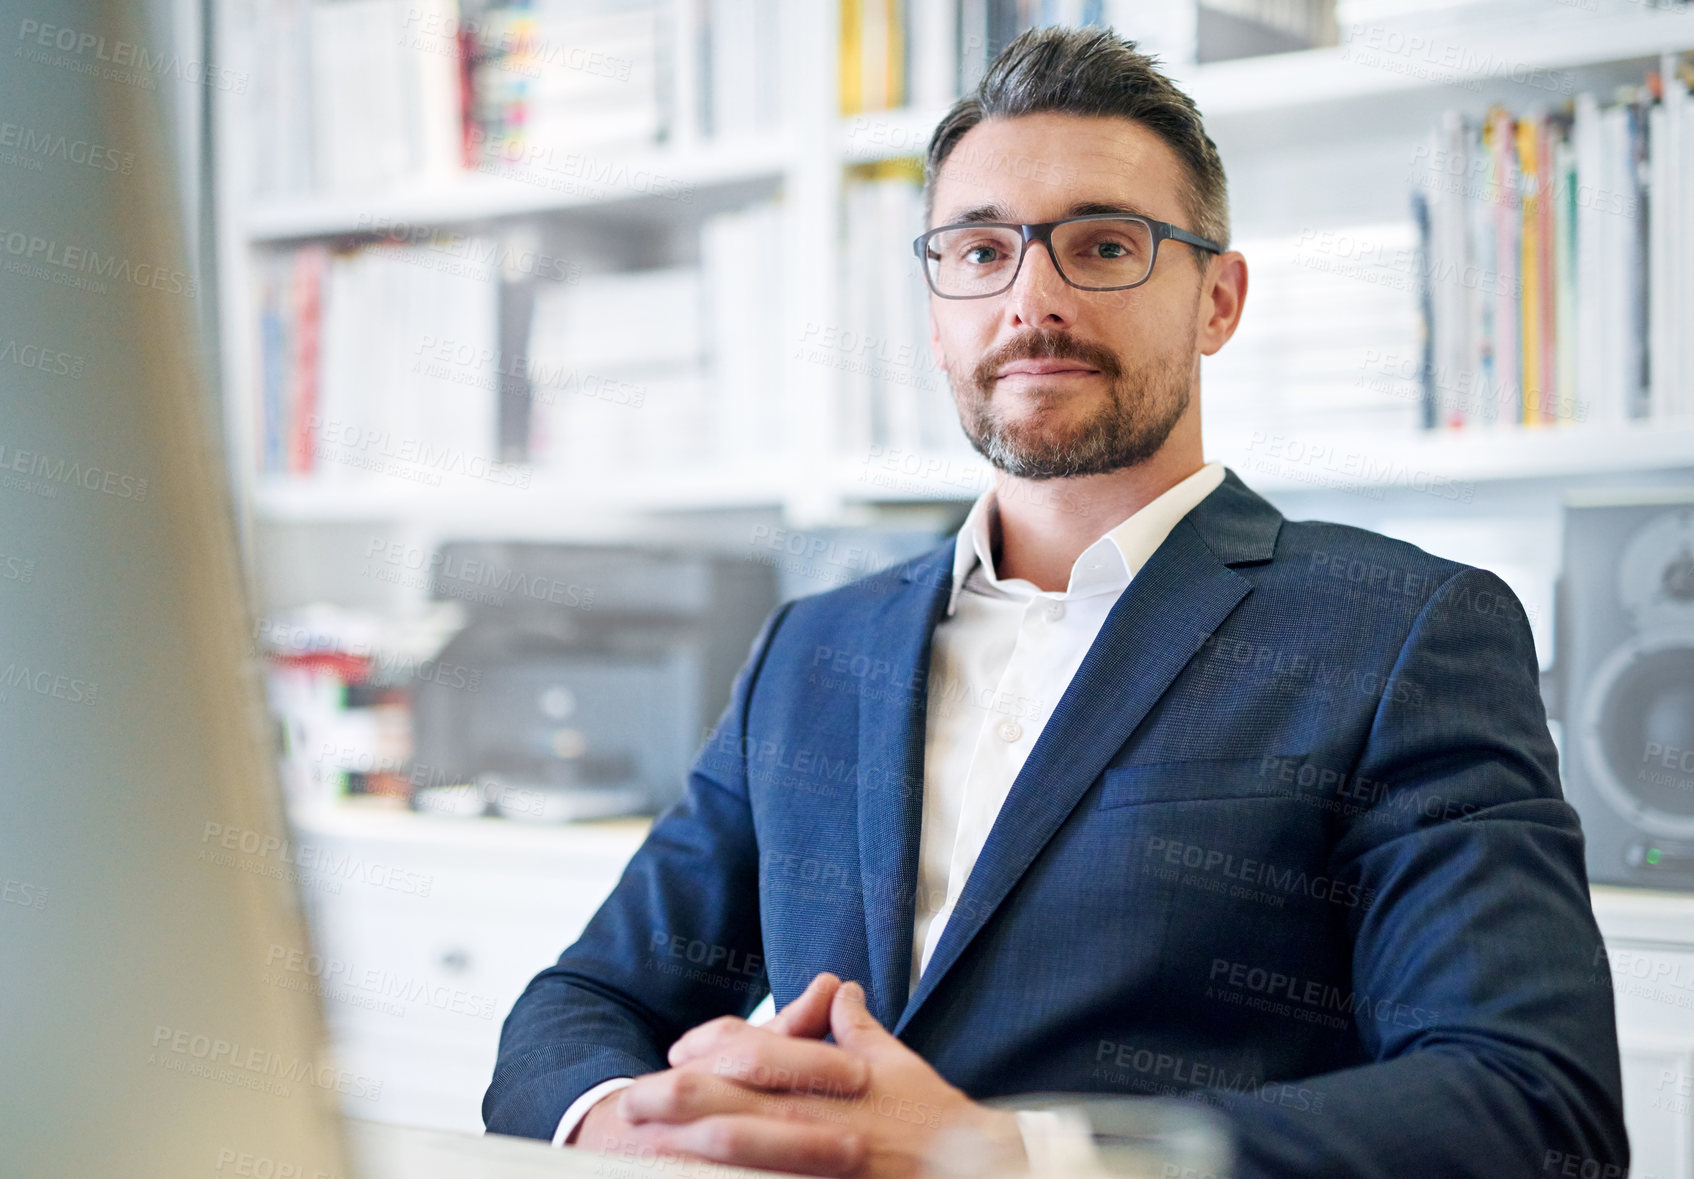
[912,213,1223,299]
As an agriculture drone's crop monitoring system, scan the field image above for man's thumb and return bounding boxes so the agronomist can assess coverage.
[830,980,888,1048]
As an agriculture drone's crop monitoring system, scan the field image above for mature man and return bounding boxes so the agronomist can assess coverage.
[485,26,1628,1179]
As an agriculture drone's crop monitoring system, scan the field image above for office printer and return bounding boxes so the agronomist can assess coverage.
[412,542,777,821]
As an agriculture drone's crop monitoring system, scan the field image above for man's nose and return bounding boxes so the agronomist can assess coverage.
[1004,239,1078,328]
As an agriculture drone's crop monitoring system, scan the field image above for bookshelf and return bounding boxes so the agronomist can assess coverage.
[211,1,1694,566]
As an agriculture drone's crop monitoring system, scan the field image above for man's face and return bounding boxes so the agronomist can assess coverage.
[925,113,1210,480]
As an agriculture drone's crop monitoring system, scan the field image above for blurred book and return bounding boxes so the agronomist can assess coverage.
[254,236,503,481]
[837,162,967,457]
[1412,54,1694,430]
[237,0,800,200]
[1203,221,1425,440]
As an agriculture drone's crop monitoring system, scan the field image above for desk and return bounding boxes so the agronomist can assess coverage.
[347,1119,797,1179]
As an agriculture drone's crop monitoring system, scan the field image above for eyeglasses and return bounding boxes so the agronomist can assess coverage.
[912,213,1223,299]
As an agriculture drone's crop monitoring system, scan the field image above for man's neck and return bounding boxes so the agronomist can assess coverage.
[988,445,1206,593]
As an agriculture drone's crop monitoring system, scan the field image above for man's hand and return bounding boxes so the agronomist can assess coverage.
[571,973,865,1170]
[618,976,1022,1178]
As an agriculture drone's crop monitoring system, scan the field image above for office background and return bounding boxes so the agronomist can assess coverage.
[33,0,1694,1170]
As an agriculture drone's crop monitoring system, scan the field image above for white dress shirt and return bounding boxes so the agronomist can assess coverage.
[912,460,1225,994]
[553,461,1228,1148]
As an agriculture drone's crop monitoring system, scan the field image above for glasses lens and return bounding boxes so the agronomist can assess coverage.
[924,225,1024,297]
[1051,218,1154,289]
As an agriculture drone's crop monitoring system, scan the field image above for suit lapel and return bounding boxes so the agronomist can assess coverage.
[855,543,953,1029]
[892,469,1281,1034]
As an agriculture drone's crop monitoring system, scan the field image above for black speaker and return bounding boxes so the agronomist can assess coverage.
[1552,492,1694,889]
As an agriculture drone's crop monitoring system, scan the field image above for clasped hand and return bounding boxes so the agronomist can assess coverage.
[572,973,1021,1178]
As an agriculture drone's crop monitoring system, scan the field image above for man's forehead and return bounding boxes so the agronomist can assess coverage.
[930,113,1182,226]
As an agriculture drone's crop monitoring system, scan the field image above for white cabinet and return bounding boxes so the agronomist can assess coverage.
[1594,886,1694,1178]
[290,807,650,1133]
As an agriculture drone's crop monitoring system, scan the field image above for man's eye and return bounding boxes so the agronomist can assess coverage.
[962,244,1003,265]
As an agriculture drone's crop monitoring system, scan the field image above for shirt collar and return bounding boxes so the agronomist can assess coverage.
[946,461,1226,616]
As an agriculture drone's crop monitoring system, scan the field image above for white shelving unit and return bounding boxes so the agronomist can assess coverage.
[212,1,1694,551]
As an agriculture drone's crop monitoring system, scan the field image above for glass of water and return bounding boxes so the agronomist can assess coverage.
[924,1095,1234,1179]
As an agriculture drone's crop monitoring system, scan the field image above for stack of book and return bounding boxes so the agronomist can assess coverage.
[237,0,800,201]
[468,0,668,167]
[836,164,970,458]
[253,237,502,482]
[1413,54,1694,429]
[700,0,785,139]
[254,199,794,485]
[1202,222,1424,442]
[521,200,788,474]
[242,0,466,198]
[839,0,1344,117]
[522,263,709,474]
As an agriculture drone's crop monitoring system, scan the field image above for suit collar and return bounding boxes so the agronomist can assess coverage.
[944,462,1229,615]
[1179,466,1282,568]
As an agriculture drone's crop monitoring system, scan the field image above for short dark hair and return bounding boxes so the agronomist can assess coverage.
[923,26,1230,255]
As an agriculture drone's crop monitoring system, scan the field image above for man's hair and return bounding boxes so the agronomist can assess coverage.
[923,26,1230,257]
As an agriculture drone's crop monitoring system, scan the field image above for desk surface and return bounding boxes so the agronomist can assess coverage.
[347,1118,802,1179]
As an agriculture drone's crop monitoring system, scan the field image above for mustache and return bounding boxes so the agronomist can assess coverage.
[972,330,1124,389]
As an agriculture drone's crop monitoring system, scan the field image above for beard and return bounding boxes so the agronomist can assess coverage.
[952,327,1192,480]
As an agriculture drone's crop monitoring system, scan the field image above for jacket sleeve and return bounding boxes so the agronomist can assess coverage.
[1208,567,1629,1179]
[481,600,793,1140]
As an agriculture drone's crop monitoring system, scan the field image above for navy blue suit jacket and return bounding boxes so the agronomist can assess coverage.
[485,469,1628,1177]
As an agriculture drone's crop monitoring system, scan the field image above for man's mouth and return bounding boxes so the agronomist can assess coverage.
[995,360,1101,380]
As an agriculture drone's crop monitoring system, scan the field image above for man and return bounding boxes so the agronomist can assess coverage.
[485,26,1628,1179]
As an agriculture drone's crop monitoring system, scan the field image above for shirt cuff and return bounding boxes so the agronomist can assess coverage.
[1014,1107,1102,1174]
[553,1077,636,1148]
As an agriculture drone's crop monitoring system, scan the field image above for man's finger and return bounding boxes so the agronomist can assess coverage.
[829,979,892,1051]
[667,1015,750,1067]
[639,1114,863,1177]
[767,972,844,1038]
[623,1068,854,1125]
[669,972,843,1065]
[679,1028,870,1097]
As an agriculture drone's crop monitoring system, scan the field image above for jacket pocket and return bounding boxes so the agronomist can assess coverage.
[1096,754,1304,810]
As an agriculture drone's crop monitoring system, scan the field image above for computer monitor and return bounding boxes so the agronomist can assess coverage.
[0,2,348,1174]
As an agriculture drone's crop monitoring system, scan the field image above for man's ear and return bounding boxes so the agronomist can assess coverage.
[1197,250,1248,358]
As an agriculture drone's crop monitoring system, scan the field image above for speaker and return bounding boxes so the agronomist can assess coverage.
[1552,492,1694,889]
